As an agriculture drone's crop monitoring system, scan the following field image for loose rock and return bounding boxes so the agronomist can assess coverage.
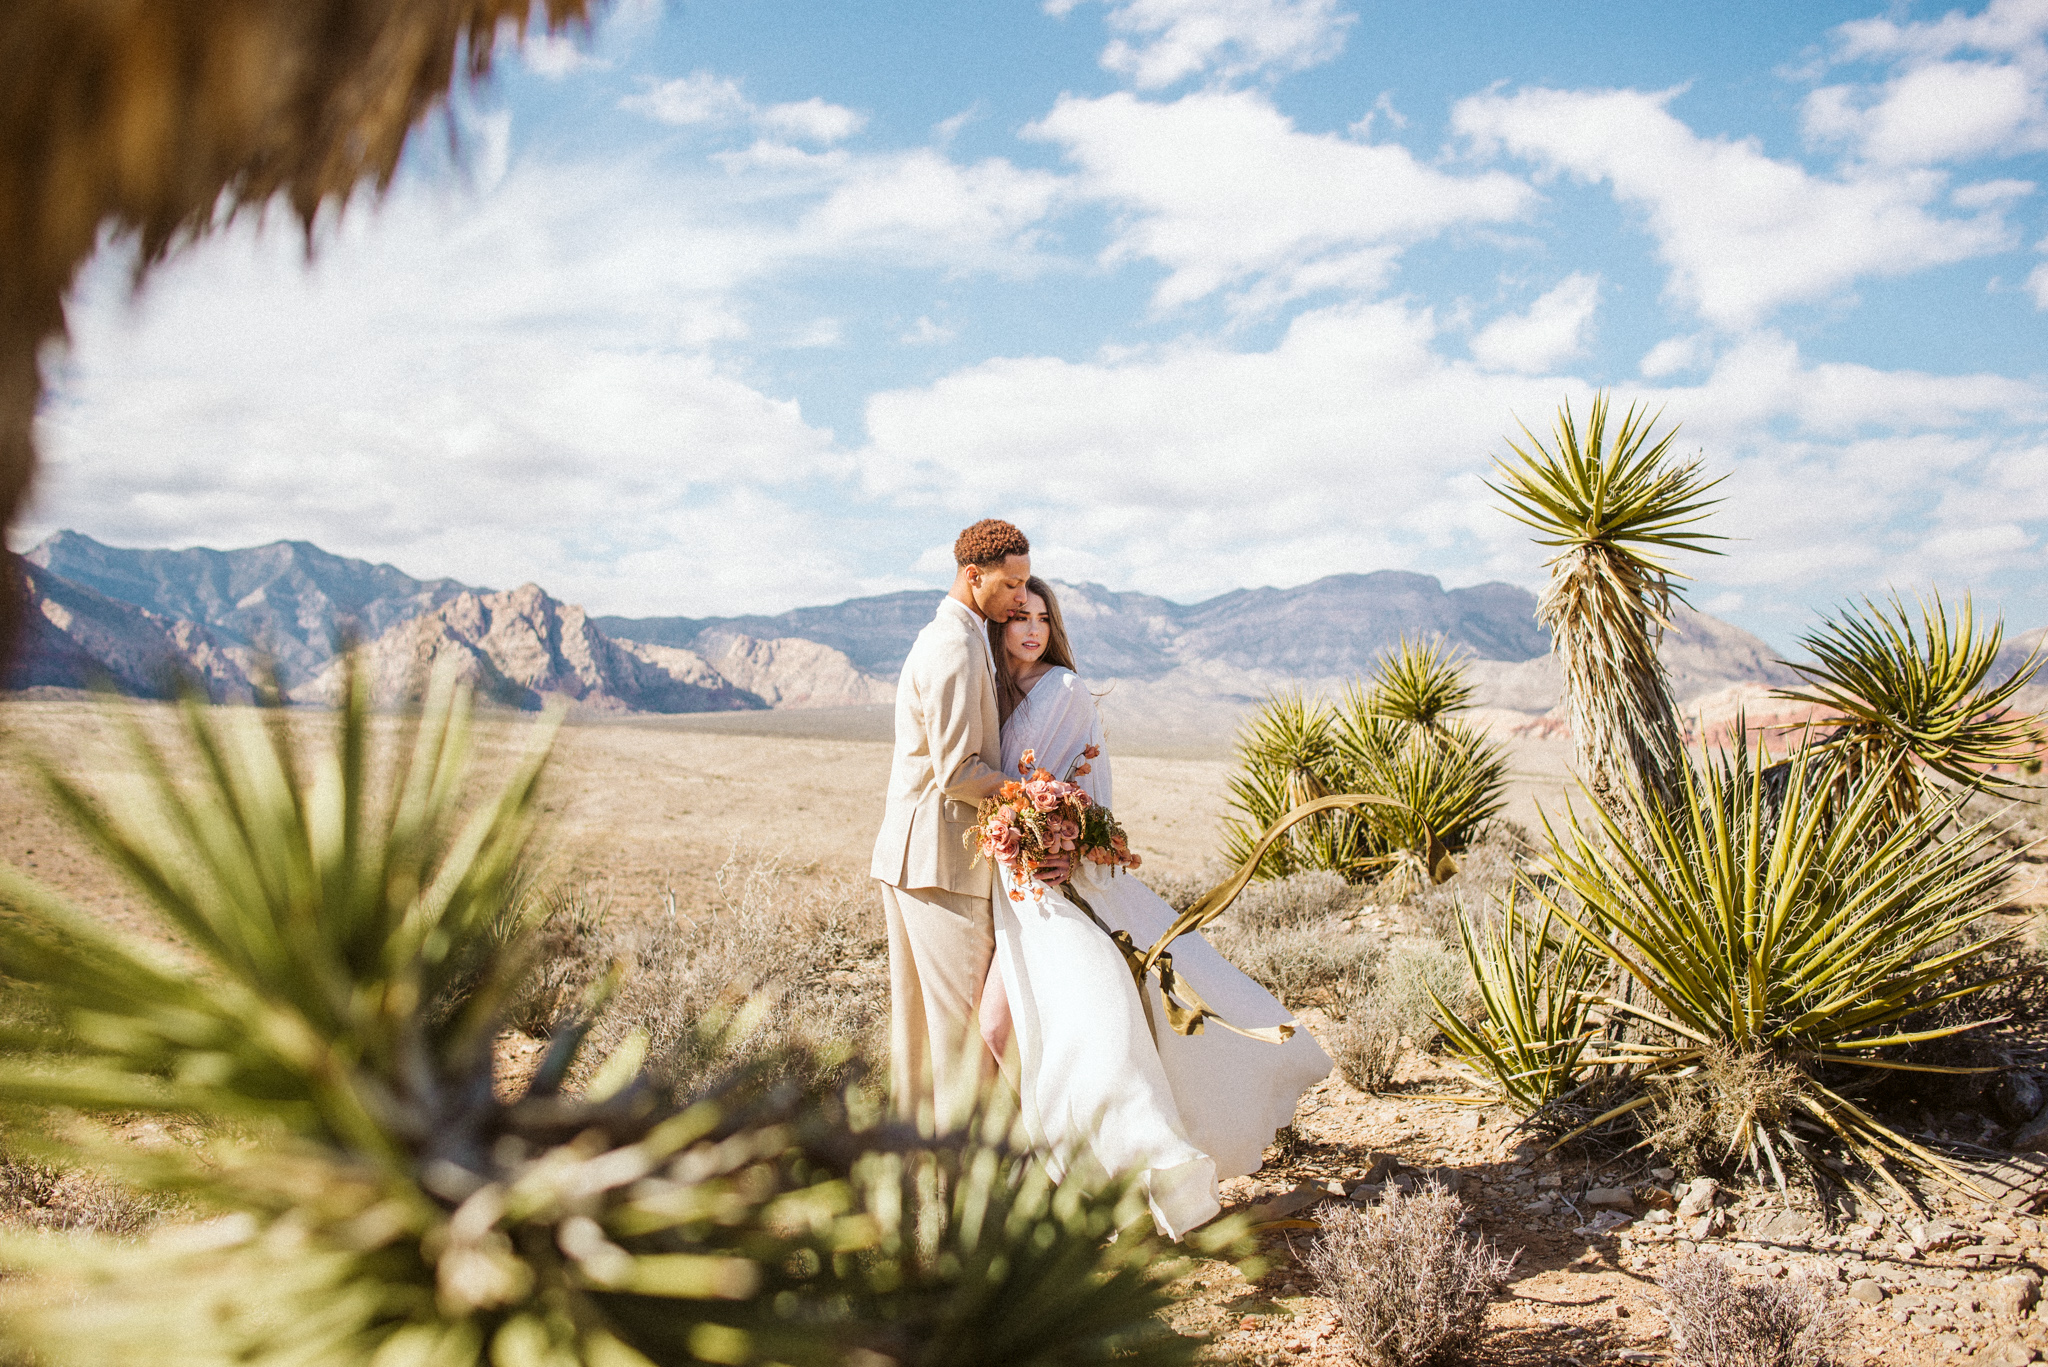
[1990,1271,2043,1318]
[1998,1072,2046,1127]
[1676,1177,1719,1218]
[1849,1279,1888,1305]
[1973,1335,2040,1367]
[1585,1186,1635,1211]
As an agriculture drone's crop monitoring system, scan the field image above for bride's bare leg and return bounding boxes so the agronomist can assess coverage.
[978,958,1013,1071]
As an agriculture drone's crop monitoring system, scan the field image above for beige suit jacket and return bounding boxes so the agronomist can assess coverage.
[870,596,1003,895]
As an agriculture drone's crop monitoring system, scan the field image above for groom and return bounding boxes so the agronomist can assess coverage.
[872,518,1066,1129]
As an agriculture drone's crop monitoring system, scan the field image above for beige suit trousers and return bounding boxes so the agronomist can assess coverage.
[881,881,994,1130]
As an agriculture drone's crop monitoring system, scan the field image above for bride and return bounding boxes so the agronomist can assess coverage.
[977,577,1332,1238]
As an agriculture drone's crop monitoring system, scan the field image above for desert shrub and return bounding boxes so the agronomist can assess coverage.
[1661,1256,1846,1367]
[1221,649,1508,887]
[1775,590,2042,822]
[1401,830,1524,944]
[1534,739,2020,1191]
[1307,1182,1513,1367]
[1330,1000,1402,1093]
[0,1151,173,1236]
[604,851,888,1096]
[1224,870,1360,930]
[1644,1049,1809,1181]
[501,877,614,1036]
[1375,941,1470,1047]
[1206,922,1377,1013]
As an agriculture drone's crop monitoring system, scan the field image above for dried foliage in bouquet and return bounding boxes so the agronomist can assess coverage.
[968,745,1137,895]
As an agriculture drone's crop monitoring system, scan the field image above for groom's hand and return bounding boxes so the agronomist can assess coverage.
[1038,855,1073,886]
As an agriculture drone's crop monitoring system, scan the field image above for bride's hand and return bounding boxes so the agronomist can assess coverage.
[1037,855,1073,887]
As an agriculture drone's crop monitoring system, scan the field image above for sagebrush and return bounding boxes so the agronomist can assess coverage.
[1307,1183,1512,1367]
[1661,1256,1846,1367]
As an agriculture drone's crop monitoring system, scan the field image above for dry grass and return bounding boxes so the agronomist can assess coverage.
[1374,942,1471,1047]
[1643,1048,1810,1182]
[1661,1255,1847,1367]
[1329,1001,1403,1093]
[1210,922,1381,1013]
[0,1152,173,1236]
[1402,828,1528,944]
[1307,1181,1514,1367]
[514,846,889,1097]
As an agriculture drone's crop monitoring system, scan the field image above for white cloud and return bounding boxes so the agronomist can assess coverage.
[902,316,956,344]
[790,317,843,348]
[758,97,869,144]
[856,304,2048,628]
[623,71,865,144]
[1031,88,1531,313]
[799,150,1062,261]
[24,126,1065,615]
[1803,0,2048,165]
[520,31,610,79]
[1470,273,1600,373]
[1454,85,2017,328]
[622,71,751,127]
[1954,176,2037,206]
[1640,334,1709,378]
[1048,0,1355,90]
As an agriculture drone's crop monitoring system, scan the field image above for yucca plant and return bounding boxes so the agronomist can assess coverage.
[1775,590,2044,819]
[1368,637,1475,732]
[1223,653,1507,883]
[1488,393,1724,824]
[1434,888,1606,1113]
[1221,690,1346,878]
[0,666,1207,1366]
[1336,706,1508,868]
[1528,740,2020,1198]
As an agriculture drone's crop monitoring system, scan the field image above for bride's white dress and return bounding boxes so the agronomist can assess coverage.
[984,667,1332,1238]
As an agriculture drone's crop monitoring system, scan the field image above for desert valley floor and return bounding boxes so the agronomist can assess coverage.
[4,696,2046,1367]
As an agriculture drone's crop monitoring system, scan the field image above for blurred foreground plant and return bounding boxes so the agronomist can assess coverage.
[0,666,1211,1366]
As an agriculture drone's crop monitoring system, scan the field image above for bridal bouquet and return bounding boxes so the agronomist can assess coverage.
[969,746,1140,897]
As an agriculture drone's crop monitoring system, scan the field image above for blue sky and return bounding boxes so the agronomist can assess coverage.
[25,0,2048,649]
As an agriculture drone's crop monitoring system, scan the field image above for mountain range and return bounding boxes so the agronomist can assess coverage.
[14,530,2025,740]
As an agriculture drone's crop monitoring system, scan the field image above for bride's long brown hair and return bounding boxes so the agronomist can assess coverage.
[989,576,1079,719]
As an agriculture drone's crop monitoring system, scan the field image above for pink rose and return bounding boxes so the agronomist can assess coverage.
[1024,779,1061,813]
[989,826,1022,863]
[1070,791,1092,810]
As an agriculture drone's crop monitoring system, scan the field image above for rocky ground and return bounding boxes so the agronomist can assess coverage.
[1154,1038,2048,1367]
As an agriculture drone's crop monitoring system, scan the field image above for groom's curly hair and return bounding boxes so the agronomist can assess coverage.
[954,518,1030,568]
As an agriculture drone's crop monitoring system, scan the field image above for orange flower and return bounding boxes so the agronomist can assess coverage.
[1073,762,1091,776]
[1008,888,1024,901]
[1019,748,1037,773]
[1083,744,1100,759]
